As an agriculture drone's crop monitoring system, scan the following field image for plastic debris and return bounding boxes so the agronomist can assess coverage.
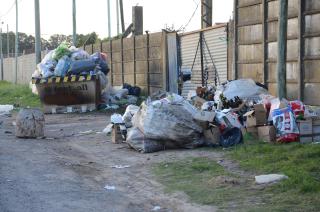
[151,206,161,211]
[0,105,14,115]
[111,165,131,169]
[104,185,116,190]
[255,174,288,184]
[111,114,124,124]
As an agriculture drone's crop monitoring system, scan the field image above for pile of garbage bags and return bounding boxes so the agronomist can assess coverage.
[32,42,109,79]
[127,95,204,153]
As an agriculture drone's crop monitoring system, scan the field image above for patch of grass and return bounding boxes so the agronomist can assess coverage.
[228,135,320,193]
[153,157,251,207]
[153,137,320,211]
[0,81,40,108]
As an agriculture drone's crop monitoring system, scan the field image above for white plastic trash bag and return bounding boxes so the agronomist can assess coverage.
[132,101,203,147]
[122,105,140,128]
[217,79,268,101]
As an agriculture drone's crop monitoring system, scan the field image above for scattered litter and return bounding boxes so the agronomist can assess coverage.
[122,105,140,127]
[78,130,95,135]
[111,165,131,169]
[12,121,16,126]
[151,206,161,211]
[255,174,288,184]
[104,185,116,190]
[219,127,243,148]
[0,105,14,116]
[103,124,113,134]
[111,114,124,124]
[5,131,12,134]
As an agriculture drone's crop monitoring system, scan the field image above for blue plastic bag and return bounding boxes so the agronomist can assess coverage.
[54,55,71,77]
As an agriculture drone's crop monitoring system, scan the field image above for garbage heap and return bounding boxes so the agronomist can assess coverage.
[106,79,320,153]
[31,42,141,108]
[189,79,320,144]
[32,42,109,79]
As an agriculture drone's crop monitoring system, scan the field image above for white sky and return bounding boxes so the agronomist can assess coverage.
[0,0,233,39]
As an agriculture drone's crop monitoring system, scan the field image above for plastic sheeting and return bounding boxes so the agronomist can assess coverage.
[127,98,204,153]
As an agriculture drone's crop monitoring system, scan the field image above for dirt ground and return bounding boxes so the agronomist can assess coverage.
[0,112,229,212]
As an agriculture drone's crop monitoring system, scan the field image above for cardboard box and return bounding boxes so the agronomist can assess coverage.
[258,126,276,142]
[243,104,267,127]
[193,96,207,109]
[246,127,258,138]
[193,111,216,122]
[297,119,312,135]
[204,126,221,145]
[112,125,123,144]
[193,111,216,130]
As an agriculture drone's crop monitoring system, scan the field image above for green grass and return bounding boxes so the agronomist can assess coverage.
[229,134,320,193]
[153,135,320,211]
[153,157,246,206]
[0,81,40,108]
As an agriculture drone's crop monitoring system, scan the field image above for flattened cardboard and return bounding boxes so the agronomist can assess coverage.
[204,126,221,145]
[244,104,267,127]
[297,119,312,135]
[258,126,276,142]
[193,111,216,122]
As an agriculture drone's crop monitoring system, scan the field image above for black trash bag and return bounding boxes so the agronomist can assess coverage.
[90,52,109,75]
[123,83,141,97]
[219,127,243,148]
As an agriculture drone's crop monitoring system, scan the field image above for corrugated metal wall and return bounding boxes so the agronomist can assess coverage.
[233,0,320,105]
[179,25,228,97]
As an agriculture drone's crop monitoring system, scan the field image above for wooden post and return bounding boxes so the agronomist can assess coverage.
[298,0,305,101]
[133,36,136,86]
[233,0,238,80]
[121,37,124,84]
[201,0,212,29]
[262,0,268,86]
[146,32,150,95]
[277,0,288,99]
[109,40,113,85]
[132,6,143,36]
[200,31,204,86]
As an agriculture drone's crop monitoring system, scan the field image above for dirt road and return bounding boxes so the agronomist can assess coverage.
[0,113,219,212]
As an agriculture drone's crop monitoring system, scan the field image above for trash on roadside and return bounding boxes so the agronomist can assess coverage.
[151,206,161,211]
[257,126,276,142]
[215,110,243,130]
[104,185,116,190]
[255,174,288,184]
[123,83,141,97]
[203,125,221,146]
[126,93,204,153]
[112,124,125,144]
[0,105,14,116]
[111,165,131,169]
[243,104,267,127]
[78,130,95,135]
[15,108,45,138]
[122,105,140,128]
[272,106,299,143]
[215,79,268,101]
[103,123,113,134]
[219,127,243,148]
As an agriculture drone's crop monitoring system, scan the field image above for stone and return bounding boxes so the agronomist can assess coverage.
[15,109,45,138]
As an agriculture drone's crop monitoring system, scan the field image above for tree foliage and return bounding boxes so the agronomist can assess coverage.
[0,31,103,57]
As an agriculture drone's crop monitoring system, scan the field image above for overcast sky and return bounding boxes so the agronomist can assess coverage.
[0,0,233,39]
